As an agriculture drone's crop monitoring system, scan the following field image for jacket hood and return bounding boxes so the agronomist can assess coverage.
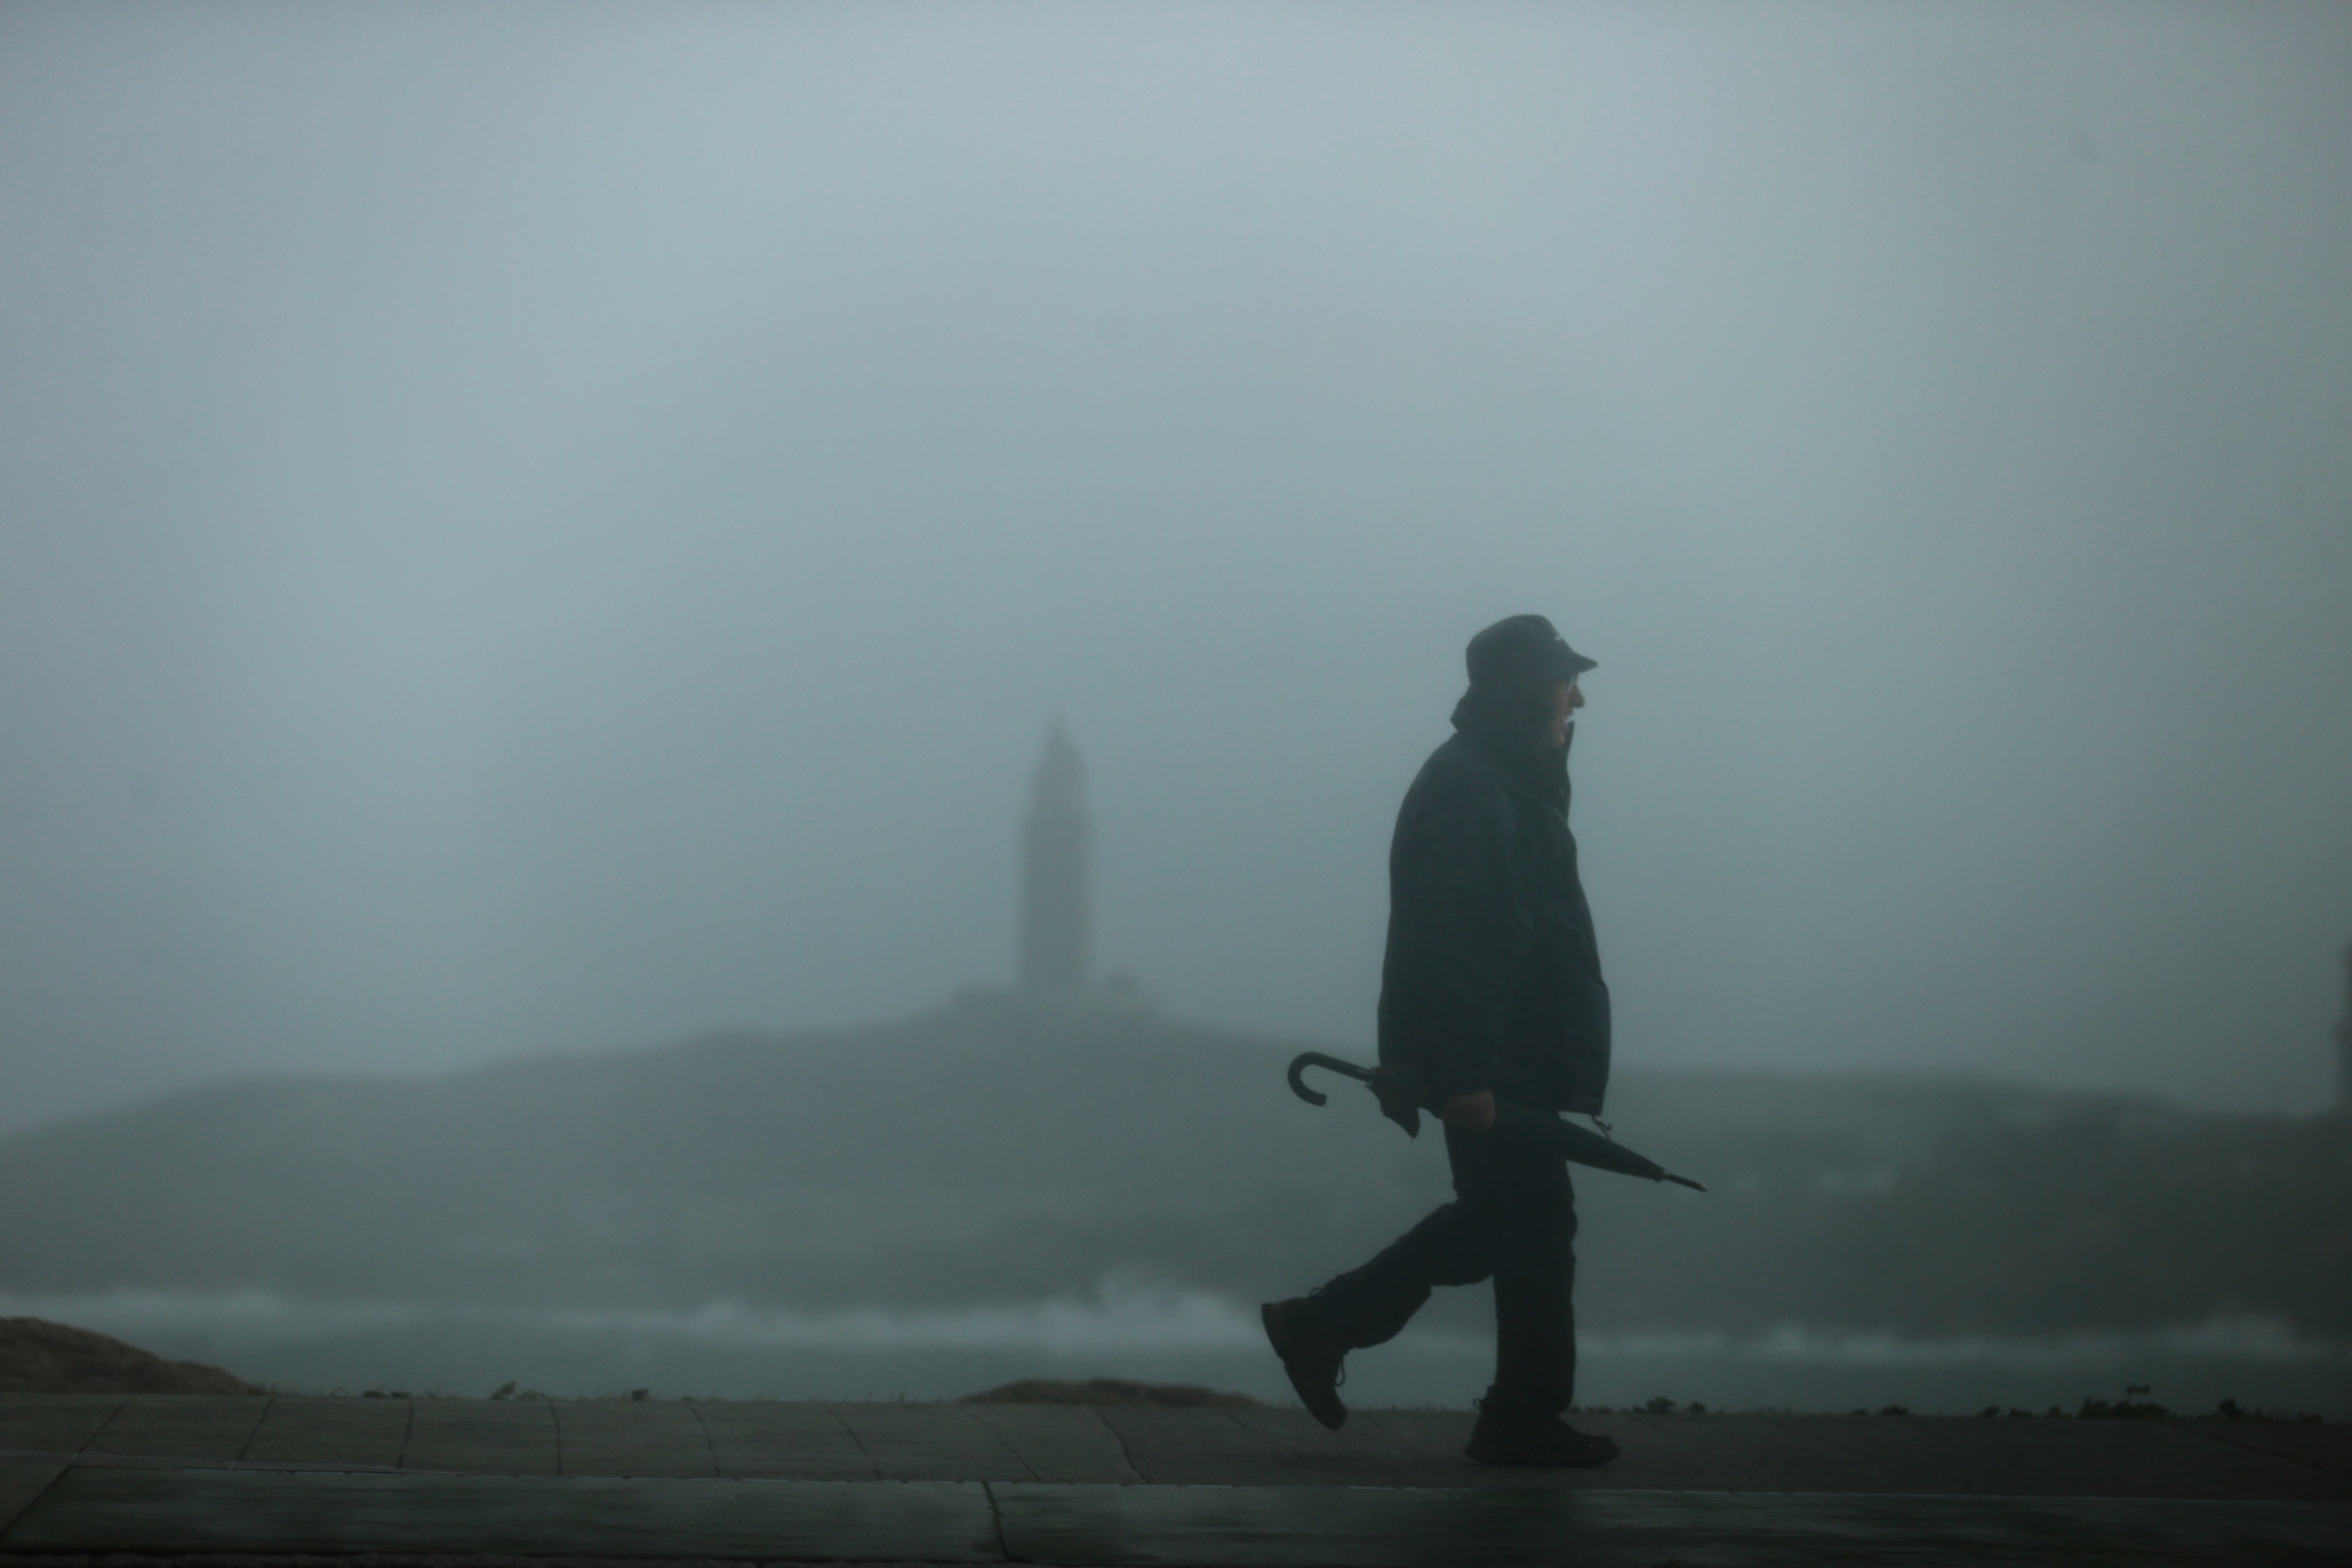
[1450,683,1570,809]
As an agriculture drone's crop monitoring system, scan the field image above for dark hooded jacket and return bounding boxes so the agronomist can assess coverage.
[1374,686,1611,1116]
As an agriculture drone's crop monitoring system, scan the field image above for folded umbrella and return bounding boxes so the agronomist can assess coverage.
[1286,1051,1705,1192]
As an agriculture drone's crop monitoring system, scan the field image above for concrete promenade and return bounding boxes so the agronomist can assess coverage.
[2,1394,2347,1565]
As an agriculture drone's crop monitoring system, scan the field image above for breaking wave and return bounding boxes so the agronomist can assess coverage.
[4,1285,2342,1367]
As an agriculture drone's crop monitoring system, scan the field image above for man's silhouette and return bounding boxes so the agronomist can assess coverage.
[1263,614,1618,1468]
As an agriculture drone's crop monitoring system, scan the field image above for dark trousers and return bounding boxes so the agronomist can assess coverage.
[1304,1117,1578,1421]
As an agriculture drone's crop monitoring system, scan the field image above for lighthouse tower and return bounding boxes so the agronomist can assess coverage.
[1018,720,1092,998]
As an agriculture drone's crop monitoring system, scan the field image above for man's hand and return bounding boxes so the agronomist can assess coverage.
[1441,1090,1496,1133]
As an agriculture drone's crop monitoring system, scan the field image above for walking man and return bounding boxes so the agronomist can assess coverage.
[1263,614,1619,1468]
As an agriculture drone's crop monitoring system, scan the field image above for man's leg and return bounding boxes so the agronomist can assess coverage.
[1303,1197,1498,1347]
[1456,1119,1612,1467]
[1265,1167,1501,1428]
[1482,1137,1577,1421]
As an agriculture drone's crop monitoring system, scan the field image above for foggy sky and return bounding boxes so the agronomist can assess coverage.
[2,1,2347,1134]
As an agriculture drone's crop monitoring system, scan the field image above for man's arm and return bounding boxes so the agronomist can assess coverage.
[1388,764,1533,1113]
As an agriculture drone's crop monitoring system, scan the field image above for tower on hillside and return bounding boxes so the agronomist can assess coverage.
[2335,942,2352,1116]
[1019,720,1092,997]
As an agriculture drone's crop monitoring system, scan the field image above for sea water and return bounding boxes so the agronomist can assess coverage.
[8,1285,2346,1418]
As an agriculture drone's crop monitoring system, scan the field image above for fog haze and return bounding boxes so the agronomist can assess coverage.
[4,1,2348,1133]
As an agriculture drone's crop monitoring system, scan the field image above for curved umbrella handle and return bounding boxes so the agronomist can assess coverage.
[1286,1051,1372,1107]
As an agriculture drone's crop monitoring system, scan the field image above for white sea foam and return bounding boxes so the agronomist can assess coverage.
[0,1282,1264,1355]
[5,1285,2341,1368]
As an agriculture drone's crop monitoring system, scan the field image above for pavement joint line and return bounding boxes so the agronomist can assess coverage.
[395,1388,417,1471]
[950,1407,1032,1485]
[1099,1405,1143,1481]
[69,1398,127,1457]
[0,1461,68,1541]
[683,1398,720,1474]
[231,1393,276,1463]
[945,1402,1026,1482]
[822,1403,874,1477]
[2177,1422,2352,1481]
[981,1477,1011,1558]
[1204,1403,1292,1486]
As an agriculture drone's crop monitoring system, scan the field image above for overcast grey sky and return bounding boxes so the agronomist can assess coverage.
[2,1,2347,1132]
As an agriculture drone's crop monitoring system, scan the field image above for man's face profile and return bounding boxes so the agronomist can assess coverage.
[1544,679,1584,748]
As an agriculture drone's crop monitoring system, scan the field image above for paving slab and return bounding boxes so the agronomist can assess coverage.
[1220,1405,1440,1488]
[1609,1413,2352,1501]
[1351,1411,2352,1500]
[400,1398,558,1475]
[1378,1409,1786,1492]
[6,1453,2351,1563]
[4,1396,2349,1566]
[0,1395,121,1459]
[1855,1414,2352,1501]
[2184,1419,2352,1482]
[690,1400,875,1481]
[80,1395,267,1463]
[1093,1406,1305,1487]
[957,1403,1140,1484]
[1348,1409,1615,1488]
[0,1466,999,1560]
[551,1400,714,1478]
[0,1460,64,1536]
[994,1482,2352,1568]
[831,1404,1033,1482]
[9,1398,2346,1497]
[239,1395,413,1469]
[8,1463,2345,1565]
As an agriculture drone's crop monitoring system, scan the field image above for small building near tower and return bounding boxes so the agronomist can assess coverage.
[1018,720,1093,998]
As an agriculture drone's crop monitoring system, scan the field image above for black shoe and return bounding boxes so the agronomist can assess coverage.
[1261,1298,1348,1430]
[1465,1407,1619,1469]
